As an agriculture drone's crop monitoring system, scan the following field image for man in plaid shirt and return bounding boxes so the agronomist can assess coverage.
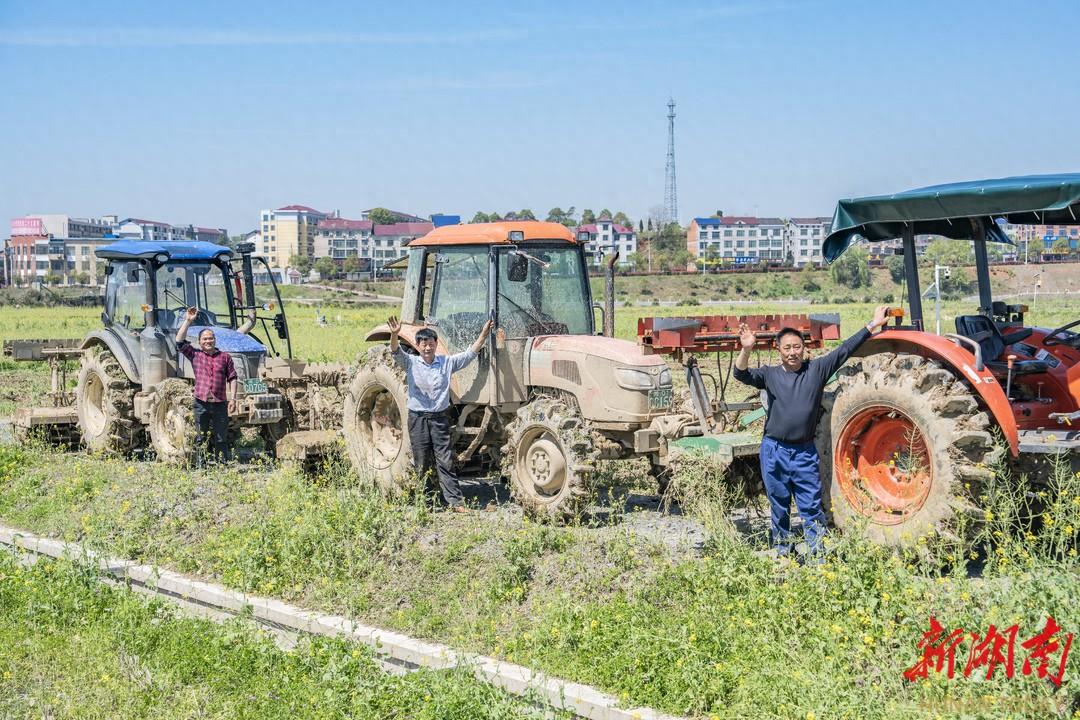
[175,306,238,463]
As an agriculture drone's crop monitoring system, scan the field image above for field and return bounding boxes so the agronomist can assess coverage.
[1,283,1079,717]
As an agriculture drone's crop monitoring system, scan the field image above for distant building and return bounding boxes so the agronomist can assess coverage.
[259,205,328,269]
[685,216,787,267]
[576,218,637,267]
[193,226,228,244]
[786,217,833,266]
[314,217,374,260]
[12,214,113,240]
[374,222,433,269]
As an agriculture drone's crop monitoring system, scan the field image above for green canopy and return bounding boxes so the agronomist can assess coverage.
[823,173,1080,262]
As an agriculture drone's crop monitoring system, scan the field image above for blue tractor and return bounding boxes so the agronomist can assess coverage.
[73,240,299,461]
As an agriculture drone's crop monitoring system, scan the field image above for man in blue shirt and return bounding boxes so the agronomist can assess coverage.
[388,315,492,512]
[734,306,889,558]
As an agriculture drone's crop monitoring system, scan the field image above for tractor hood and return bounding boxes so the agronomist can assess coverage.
[186,326,267,355]
[531,335,666,368]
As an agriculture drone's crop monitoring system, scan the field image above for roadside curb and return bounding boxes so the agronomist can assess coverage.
[0,523,684,720]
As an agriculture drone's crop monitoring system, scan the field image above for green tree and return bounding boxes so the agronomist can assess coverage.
[922,239,970,268]
[599,208,613,220]
[471,212,490,223]
[886,255,906,284]
[830,246,871,289]
[314,257,336,279]
[638,219,644,233]
[1052,237,1071,256]
[581,209,596,225]
[489,211,501,222]
[342,256,360,274]
[289,254,312,273]
[612,211,632,227]
[545,207,577,226]
[517,209,536,221]
[367,207,396,226]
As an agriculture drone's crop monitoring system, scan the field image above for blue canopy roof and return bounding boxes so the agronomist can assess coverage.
[823,173,1080,262]
[96,241,233,262]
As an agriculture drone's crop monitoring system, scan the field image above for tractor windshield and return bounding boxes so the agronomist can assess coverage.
[497,245,591,338]
[155,262,234,330]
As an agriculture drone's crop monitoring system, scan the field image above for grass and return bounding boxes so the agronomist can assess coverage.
[0,550,562,719]
[0,442,1077,718]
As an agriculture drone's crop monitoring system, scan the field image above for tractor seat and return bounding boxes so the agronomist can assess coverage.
[955,315,1048,376]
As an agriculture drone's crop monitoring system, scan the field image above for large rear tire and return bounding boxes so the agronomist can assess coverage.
[816,353,1000,546]
[148,378,196,465]
[502,397,599,522]
[342,346,418,495]
[75,347,141,455]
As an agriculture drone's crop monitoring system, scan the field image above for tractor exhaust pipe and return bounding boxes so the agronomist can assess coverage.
[604,251,619,337]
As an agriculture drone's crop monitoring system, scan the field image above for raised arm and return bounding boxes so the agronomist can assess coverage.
[387,315,401,353]
[175,306,197,344]
[469,319,493,355]
[732,322,767,389]
[816,305,890,379]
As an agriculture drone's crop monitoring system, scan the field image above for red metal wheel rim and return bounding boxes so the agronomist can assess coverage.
[834,405,932,525]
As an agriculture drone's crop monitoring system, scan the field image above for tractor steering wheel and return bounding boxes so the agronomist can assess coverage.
[1042,318,1080,347]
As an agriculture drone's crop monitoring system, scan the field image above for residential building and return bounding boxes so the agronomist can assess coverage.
[576,218,637,266]
[685,216,786,266]
[193,226,228,244]
[786,217,833,266]
[259,205,328,269]
[314,217,374,261]
[373,222,433,269]
[11,214,113,240]
[116,218,190,242]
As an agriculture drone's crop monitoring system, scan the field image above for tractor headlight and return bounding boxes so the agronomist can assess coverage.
[658,368,672,387]
[615,367,654,391]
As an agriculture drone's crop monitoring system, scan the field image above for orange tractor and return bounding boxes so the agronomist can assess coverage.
[817,174,1080,544]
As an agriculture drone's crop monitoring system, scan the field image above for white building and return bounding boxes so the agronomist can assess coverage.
[577,218,637,266]
[685,216,786,266]
[372,222,433,269]
[314,217,374,260]
[786,217,833,266]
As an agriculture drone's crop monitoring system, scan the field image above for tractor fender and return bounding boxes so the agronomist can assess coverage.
[80,329,140,385]
[364,323,424,354]
[853,331,1018,456]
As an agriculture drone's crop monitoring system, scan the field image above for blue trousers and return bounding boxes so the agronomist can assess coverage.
[759,436,827,556]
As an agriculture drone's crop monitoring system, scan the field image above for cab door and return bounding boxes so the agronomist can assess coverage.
[426,246,491,404]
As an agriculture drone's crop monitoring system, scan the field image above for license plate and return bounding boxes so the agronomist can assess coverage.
[243,378,267,394]
[648,387,673,409]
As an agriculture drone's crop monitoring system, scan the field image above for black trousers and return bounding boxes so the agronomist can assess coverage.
[407,410,464,507]
[194,398,231,463]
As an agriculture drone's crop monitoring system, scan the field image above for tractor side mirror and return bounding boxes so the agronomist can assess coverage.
[508,253,528,282]
[274,313,288,339]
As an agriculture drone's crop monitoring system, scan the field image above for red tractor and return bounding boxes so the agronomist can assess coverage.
[816,174,1080,545]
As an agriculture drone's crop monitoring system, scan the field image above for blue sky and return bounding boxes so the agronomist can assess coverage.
[1,0,1078,234]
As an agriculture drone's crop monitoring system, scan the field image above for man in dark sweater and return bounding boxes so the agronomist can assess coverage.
[734,306,889,558]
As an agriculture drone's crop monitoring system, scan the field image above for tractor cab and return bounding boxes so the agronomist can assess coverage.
[823,173,1080,454]
[368,221,672,421]
[93,240,291,393]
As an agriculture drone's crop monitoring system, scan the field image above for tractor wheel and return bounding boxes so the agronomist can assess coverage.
[502,397,600,522]
[816,353,1000,546]
[75,346,141,455]
[342,345,417,494]
[148,379,196,465]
